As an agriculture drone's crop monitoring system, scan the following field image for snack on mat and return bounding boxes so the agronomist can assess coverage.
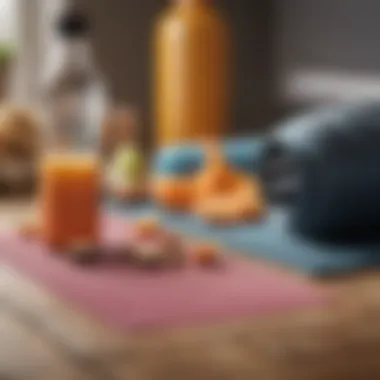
[135,217,161,239]
[131,223,186,269]
[161,231,186,267]
[131,240,166,268]
[193,243,221,266]
[67,241,101,265]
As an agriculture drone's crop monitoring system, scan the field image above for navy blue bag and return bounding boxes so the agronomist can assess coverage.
[260,101,380,243]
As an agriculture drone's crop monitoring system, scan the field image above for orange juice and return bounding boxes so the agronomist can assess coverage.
[154,0,230,146]
[40,153,100,248]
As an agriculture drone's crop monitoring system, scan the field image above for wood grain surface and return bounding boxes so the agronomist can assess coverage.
[1,199,380,380]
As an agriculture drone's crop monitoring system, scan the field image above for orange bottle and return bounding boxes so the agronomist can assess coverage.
[154,0,230,146]
[40,153,101,249]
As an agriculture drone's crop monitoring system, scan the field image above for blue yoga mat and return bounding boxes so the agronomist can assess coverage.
[107,202,380,277]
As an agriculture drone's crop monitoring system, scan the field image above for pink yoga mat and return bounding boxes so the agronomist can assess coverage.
[0,218,330,332]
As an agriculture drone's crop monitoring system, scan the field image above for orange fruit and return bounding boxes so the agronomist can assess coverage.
[152,177,194,211]
[135,217,161,238]
[193,243,220,266]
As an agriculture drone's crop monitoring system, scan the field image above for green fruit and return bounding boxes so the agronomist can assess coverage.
[111,146,144,182]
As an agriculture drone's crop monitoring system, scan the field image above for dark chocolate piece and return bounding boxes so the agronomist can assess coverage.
[68,243,101,265]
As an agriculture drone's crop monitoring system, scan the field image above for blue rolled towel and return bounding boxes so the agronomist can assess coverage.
[153,138,265,177]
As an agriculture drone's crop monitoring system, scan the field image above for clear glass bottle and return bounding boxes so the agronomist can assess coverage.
[44,9,108,152]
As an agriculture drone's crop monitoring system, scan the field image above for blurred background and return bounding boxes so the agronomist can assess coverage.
[1,0,275,136]
[3,0,380,138]
[0,0,380,196]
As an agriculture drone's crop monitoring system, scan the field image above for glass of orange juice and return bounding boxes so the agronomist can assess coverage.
[39,151,101,249]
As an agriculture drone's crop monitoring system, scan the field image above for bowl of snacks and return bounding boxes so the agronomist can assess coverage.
[130,218,186,269]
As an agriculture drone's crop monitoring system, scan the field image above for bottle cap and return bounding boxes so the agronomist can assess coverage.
[57,10,89,38]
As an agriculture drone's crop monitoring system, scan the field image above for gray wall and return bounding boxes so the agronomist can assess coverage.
[77,0,276,146]
[278,0,380,73]
[65,0,380,143]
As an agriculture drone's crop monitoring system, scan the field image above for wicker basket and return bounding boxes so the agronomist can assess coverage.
[0,105,43,196]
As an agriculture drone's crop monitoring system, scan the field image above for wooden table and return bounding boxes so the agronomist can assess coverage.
[2,199,380,380]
